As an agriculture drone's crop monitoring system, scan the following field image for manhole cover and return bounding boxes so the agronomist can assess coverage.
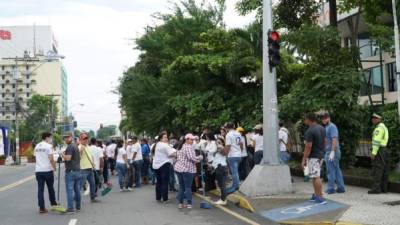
[383,200,400,206]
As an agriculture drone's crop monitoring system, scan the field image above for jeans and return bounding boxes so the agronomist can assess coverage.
[116,162,127,189]
[125,161,135,188]
[142,156,150,177]
[169,163,177,191]
[226,157,242,194]
[81,169,96,199]
[36,171,57,210]
[239,156,250,180]
[103,158,109,183]
[133,160,143,187]
[280,151,291,164]
[215,165,228,201]
[254,151,263,165]
[65,170,81,210]
[108,158,115,174]
[155,163,170,201]
[176,172,195,204]
[324,150,345,193]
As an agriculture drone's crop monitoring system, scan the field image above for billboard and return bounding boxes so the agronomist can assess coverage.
[0,25,58,58]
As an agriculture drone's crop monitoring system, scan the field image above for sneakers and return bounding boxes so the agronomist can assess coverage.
[214,199,227,206]
[186,204,192,209]
[127,187,133,191]
[309,194,317,202]
[39,208,48,214]
[65,208,75,214]
[76,208,81,212]
[325,189,335,195]
[314,196,327,205]
[91,198,101,203]
[178,204,184,209]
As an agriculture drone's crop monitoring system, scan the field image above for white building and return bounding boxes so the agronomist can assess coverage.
[0,25,68,124]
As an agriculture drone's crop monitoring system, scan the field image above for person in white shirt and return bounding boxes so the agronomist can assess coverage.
[125,139,135,190]
[34,132,57,213]
[237,127,250,180]
[115,140,129,191]
[132,137,144,188]
[224,122,243,195]
[152,132,177,202]
[89,138,104,194]
[279,122,290,164]
[213,137,228,205]
[252,124,264,165]
[105,140,117,175]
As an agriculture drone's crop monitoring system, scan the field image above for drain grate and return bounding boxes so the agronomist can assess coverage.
[383,200,400,206]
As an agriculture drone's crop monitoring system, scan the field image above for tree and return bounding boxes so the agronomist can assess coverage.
[19,95,58,143]
[96,125,117,140]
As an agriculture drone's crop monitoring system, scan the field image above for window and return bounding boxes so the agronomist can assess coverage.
[26,75,30,79]
[1,84,4,89]
[1,75,4,80]
[26,84,29,88]
[1,93,4,97]
[387,63,397,92]
[360,66,383,96]
[26,93,30,98]
[26,65,29,71]
[1,66,4,71]
[12,93,15,97]
[12,84,15,88]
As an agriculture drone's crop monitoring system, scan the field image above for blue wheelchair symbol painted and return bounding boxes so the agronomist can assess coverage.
[280,203,319,214]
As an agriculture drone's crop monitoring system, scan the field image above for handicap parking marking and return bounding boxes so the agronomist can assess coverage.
[260,200,349,222]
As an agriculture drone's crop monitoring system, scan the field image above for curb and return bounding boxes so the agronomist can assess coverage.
[194,193,260,225]
[208,189,255,213]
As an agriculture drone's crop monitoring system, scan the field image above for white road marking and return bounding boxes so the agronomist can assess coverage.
[0,175,35,192]
[68,219,78,225]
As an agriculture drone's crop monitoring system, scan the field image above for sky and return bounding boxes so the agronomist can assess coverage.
[0,0,256,132]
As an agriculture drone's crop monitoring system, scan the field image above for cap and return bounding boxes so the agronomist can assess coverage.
[185,133,195,140]
[127,138,133,142]
[63,132,73,138]
[236,127,245,132]
[253,124,263,130]
[372,113,382,119]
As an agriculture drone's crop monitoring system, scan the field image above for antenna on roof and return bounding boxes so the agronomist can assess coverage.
[33,23,36,57]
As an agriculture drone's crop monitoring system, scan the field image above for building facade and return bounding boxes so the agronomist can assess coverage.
[0,25,68,125]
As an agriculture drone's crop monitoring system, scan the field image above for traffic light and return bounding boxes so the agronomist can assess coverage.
[268,30,281,68]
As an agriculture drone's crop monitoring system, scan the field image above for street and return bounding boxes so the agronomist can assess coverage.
[0,164,253,225]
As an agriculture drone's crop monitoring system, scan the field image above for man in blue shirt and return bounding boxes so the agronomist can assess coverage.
[322,113,345,194]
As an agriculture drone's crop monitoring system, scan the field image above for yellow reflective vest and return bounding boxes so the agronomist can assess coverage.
[372,122,389,156]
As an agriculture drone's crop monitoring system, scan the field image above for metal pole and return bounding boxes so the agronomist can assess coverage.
[262,0,280,165]
[392,0,400,117]
[14,58,20,165]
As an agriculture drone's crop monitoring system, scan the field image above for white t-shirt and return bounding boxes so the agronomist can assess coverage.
[252,134,264,152]
[212,141,227,168]
[152,142,176,169]
[126,144,133,160]
[89,145,103,170]
[240,136,248,157]
[132,143,143,161]
[226,130,242,158]
[205,140,217,163]
[34,141,54,172]
[116,147,127,164]
[106,143,116,158]
[279,128,289,152]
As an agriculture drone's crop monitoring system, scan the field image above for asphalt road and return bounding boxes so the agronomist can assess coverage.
[0,164,252,225]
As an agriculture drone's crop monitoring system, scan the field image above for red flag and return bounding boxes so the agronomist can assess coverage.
[0,30,11,40]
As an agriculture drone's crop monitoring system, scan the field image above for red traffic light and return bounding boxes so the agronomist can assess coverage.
[269,31,280,42]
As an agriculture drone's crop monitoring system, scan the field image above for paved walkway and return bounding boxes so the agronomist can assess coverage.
[255,178,400,225]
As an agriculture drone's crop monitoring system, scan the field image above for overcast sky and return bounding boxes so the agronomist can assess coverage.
[0,0,255,132]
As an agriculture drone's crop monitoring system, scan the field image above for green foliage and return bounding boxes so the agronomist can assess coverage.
[280,26,362,165]
[274,0,320,30]
[96,125,116,140]
[378,104,400,167]
[19,95,58,142]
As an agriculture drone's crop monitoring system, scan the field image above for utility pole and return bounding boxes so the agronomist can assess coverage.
[392,0,400,118]
[239,0,292,197]
[13,58,20,165]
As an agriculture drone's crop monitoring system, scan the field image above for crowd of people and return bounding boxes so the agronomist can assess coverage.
[33,112,389,213]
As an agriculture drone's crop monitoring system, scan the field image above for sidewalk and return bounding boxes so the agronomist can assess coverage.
[251,178,400,225]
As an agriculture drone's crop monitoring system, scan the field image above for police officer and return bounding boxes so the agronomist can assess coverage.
[369,113,390,194]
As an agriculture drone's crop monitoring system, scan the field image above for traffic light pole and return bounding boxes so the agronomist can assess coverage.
[239,0,292,197]
[392,0,400,119]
